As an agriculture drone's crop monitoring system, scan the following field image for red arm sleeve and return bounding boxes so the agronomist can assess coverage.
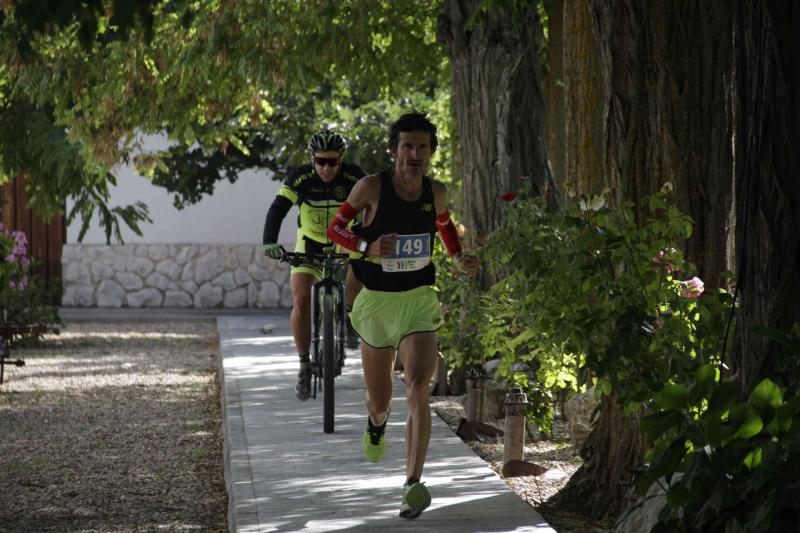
[436,210,462,257]
[327,202,362,251]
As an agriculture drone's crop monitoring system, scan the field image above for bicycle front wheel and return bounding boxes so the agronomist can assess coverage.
[322,291,335,433]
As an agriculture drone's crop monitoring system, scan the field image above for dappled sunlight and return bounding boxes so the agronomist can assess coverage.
[219,315,554,532]
[222,335,294,346]
[47,330,208,340]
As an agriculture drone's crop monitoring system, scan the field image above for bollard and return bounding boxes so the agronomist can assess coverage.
[465,365,487,423]
[503,387,528,465]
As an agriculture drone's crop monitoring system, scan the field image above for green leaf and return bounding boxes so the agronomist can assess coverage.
[641,411,684,440]
[726,405,763,442]
[748,378,783,411]
[634,438,687,496]
[743,446,762,469]
[510,328,535,349]
[655,383,689,411]
[706,382,737,420]
[689,364,718,405]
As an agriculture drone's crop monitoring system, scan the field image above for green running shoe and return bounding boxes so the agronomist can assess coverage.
[399,478,431,519]
[362,410,389,462]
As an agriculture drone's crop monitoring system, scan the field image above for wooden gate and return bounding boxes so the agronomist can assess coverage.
[0,175,65,302]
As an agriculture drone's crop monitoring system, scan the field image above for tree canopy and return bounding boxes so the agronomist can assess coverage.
[0,0,450,239]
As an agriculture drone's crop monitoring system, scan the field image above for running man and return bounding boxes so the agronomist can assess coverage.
[263,129,365,401]
[326,112,479,518]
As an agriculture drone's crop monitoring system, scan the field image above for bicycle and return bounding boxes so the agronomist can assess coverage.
[274,245,351,434]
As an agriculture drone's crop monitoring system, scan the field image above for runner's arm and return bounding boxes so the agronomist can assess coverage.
[431,181,462,257]
[432,181,478,276]
[326,176,374,252]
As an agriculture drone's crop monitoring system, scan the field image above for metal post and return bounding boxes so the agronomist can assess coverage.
[465,365,487,423]
[503,387,528,465]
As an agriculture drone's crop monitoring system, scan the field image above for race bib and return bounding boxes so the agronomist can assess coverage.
[381,234,431,272]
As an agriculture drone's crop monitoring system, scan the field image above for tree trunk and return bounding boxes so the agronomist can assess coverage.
[551,394,646,517]
[439,1,554,245]
[555,0,735,518]
[563,1,610,198]
[545,0,566,187]
[732,0,800,394]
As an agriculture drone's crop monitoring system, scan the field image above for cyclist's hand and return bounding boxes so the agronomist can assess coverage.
[263,243,283,259]
[455,254,480,277]
[375,233,397,257]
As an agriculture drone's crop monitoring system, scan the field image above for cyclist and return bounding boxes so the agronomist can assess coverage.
[263,128,366,401]
[327,112,478,518]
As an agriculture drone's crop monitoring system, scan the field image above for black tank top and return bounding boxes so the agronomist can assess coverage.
[352,169,437,291]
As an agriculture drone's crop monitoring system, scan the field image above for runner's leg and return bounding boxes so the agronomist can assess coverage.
[397,331,438,481]
[361,343,396,422]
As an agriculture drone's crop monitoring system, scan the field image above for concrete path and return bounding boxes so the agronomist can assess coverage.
[218,314,553,533]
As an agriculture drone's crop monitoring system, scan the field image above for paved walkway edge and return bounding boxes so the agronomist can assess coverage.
[216,314,554,532]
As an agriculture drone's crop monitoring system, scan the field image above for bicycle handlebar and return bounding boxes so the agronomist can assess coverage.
[271,245,351,268]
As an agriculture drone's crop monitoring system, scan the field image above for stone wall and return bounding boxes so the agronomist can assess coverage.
[61,244,292,308]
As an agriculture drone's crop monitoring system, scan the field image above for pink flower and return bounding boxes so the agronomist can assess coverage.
[442,305,449,314]
[501,192,518,202]
[681,277,704,299]
[652,249,677,273]
[517,175,529,182]
[652,319,663,330]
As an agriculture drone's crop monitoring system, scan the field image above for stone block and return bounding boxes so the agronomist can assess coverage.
[96,280,125,307]
[91,262,114,281]
[234,268,253,286]
[62,285,95,307]
[257,282,280,308]
[148,244,169,261]
[236,246,254,268]
[156,259,182,280]
[63,262,90,283]
[164,290,193,308]
[563,386,599,449]
[127,256,154,277]
[127,288,163,308]
[194,283,223,308]
[196,250,225,283]
[224,288,248,308]
[145,272,170,291]
[212,272,237,291]
[116,272,144,290]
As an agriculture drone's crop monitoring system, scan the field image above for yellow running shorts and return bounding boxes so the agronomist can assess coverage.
[349,285,443,349]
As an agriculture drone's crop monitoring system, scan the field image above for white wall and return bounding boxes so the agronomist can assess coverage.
[66,137,298,245]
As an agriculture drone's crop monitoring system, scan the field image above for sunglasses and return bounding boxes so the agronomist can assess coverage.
[314,157,341,167]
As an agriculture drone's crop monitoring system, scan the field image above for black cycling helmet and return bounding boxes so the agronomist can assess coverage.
[307,128,347,155]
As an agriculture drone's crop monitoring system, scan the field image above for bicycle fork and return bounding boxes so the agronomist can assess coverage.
[311,279,346,398]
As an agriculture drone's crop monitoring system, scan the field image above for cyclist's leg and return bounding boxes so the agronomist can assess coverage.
[344,265,363,348]
[290,272,316,356]
[397,331,438,482]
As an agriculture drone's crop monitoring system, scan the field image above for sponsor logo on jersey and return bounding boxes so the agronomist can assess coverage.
[421,203,433,212]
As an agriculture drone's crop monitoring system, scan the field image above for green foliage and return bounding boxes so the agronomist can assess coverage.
[0,227,61,336]
[629,349,800,532]
[1,1,450,239]
[438,180,734,431]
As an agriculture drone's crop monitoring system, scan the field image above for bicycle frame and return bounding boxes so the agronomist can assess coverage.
[311,262,347,386]
[276,246,350,433]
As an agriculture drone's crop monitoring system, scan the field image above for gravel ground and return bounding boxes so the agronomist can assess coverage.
[430,396,612,533]
[0,322,227,533]
[1,321,606,532]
